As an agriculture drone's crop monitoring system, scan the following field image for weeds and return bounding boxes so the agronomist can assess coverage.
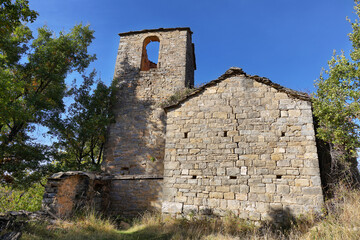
[18,187,360,239]
[160,88,197,108]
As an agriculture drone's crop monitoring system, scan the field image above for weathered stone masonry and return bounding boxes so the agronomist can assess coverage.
[42,27,324,220]
[102,28,196,216]
[162,68,324,221]
[42,171,110,218]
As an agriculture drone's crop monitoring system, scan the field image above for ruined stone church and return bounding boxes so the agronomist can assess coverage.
[43,27,324,222]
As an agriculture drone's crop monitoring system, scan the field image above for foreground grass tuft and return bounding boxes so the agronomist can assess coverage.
[21,187,360,239]
[305,186,360,239]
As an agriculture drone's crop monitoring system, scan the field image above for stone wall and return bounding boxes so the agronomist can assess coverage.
[108,176,163,217]
[42,172,110,218]
[162,68,324,221]
[103,28,196,215]
[104,28,195,176]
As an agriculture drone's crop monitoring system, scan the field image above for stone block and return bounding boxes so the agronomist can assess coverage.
[209,192,223,199]
[302,187,322,195]
[300,168,320,176]
[216,186,230,192]
[304,153,318,159]
[212,112,228,119]
[266,184,276,193]
[240,185,250,193]
[227,167,240,175]
[240,166,248,175]
[224,192,235,200]
[162,202,183,214]
[183,205,198,214]
[227,200,240,210]
[250,185,266,193]
[271,154,283,161]
[277,185,290,194]
[288,110,301,117]
[175,196,187,203]
[208,198,220,207]
[295,179,310,187]
[311,176,322,186]
[277,160,290,167]
[275,92,288,100]
[235,193,248,201]
[286,169,299,175]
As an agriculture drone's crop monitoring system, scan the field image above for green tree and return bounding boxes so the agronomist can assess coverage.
[0,0,38,67]
[0,0,96,186]
[313,0,360,185]
[49,71,113,171]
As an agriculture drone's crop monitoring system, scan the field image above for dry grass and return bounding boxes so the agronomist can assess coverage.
[21,187,360,239]
[304,186,360,240]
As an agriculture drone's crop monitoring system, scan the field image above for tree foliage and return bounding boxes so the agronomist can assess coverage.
[0,0,38,67]
[0,0,96,186]
[49,71,113,171]
[313,0,360,184]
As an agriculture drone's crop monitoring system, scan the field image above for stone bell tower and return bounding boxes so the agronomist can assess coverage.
[103,27,196,216]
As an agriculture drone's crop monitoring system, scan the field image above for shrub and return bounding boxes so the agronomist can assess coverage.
[0,182,45,212]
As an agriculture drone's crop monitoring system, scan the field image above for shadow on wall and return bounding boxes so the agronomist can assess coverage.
[103,53,165,216]
[105,52,166,176]
[267,206,297,230]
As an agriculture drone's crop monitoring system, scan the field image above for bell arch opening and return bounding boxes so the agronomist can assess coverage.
[141,36,160,71]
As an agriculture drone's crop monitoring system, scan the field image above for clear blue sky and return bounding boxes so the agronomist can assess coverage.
[28,0,354,93]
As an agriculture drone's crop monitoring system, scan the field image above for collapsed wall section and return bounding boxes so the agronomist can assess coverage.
[42,172,110,218]
[162,72,323,221]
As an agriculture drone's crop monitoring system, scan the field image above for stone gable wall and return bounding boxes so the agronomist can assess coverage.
[162,75,324,221]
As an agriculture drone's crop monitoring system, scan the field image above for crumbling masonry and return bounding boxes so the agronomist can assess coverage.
[43,27,324,221]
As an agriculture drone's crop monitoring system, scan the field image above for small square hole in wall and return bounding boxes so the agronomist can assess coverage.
[224,131,228,137]
[184,132,188,138]
[229,176,237,179]
[276,175,282,179]
[192,175,197,179]
[281,132,285,137]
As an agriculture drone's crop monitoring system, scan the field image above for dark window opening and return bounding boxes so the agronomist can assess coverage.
[192,175,197,179]
[224,131,228,137]
[184,132,188,138]
[281,132,285,137]
[276,175,282,179]
[230,176,237,179]
[141,36,160,71]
